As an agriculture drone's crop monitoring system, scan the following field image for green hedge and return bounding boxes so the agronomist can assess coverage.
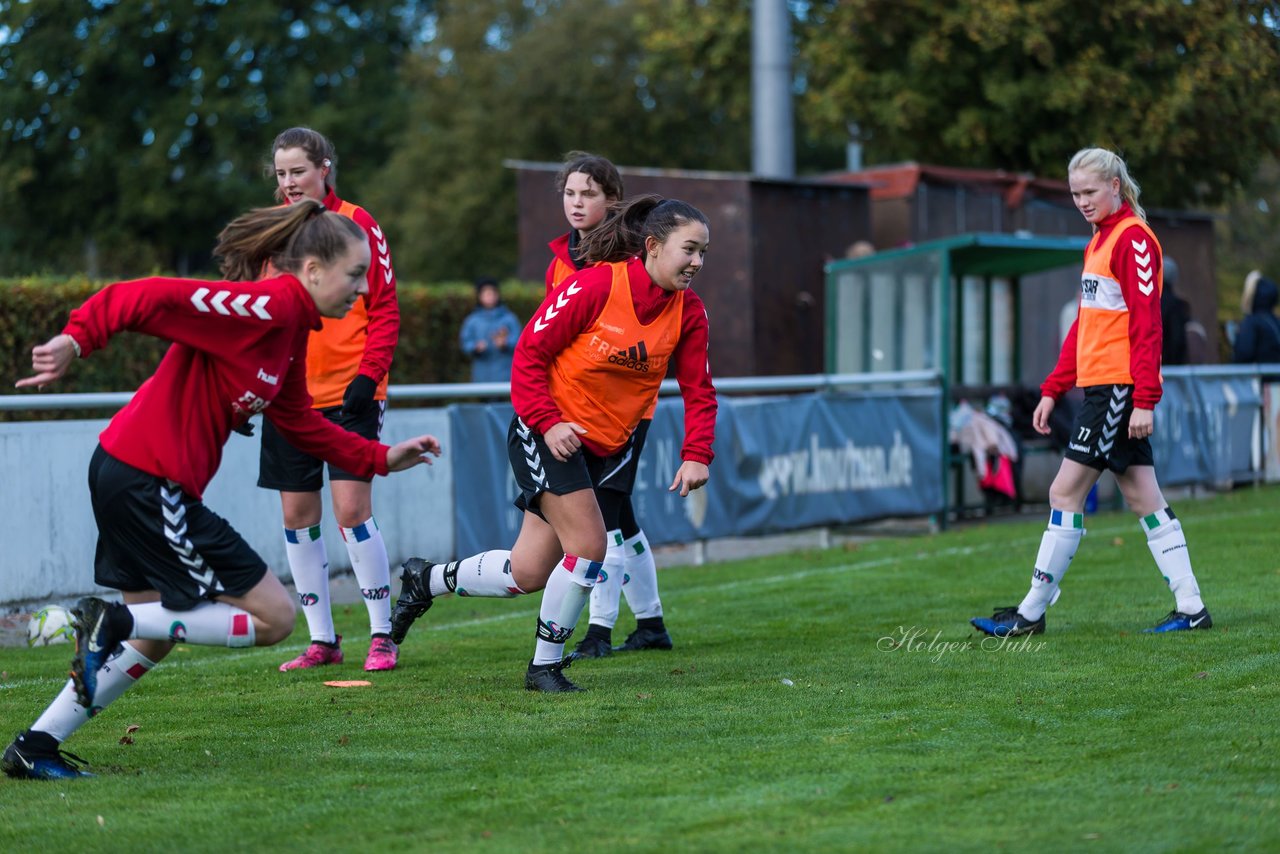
[1,276,546,418]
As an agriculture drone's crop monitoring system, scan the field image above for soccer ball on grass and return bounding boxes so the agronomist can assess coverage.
[27,605,76,648]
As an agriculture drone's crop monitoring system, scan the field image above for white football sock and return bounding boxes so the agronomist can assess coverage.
[621,529,663,619]
[1142,507,1205,614]
[342,517,392,636]
[587,530,626,629]
[443,550,521,598]
[533,555,601,665]
[284,524,335,643]
[33,642,156,741]
[1017,509,1084,621]
[128,601,256,647]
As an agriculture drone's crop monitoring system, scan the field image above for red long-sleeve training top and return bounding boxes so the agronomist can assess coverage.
[62,274,391,499]
[511,256,717,465]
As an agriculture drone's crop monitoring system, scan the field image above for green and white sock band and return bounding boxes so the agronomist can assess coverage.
[1141,507,1177,533]
[1049,509,1084,529]
[284,524,323,544]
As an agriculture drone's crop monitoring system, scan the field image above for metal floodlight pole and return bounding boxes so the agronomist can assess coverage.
[752,0,795,179]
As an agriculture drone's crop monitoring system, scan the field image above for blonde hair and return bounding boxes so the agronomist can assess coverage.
[1242,270,1263,315]
[1068,147,1146,222]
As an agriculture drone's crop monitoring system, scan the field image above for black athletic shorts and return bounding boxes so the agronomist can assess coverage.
[508,416,643,519]
[89,445,268,611]
[257,401,385,492]
[1062,384,1154,473]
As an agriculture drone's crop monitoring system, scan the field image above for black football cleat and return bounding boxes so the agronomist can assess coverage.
[613,625,674,652]
[970,606,1045,637]
[390,558,435,644]
[2,730,94,780]
[71,597,132,709]
[524,658,583,693]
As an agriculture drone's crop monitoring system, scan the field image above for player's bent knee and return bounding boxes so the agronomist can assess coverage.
[253,602,297,646]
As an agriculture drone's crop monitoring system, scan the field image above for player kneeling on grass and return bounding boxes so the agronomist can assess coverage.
[391,195,718,692]
[971,147,1211,639]
[1,201,441,781]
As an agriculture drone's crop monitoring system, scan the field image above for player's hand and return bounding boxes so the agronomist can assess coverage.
[15,334,78,390]
[1032,395,1056,435]
[1129,407,1154,439]
[544,421,587,462]
[232,418,256,437]
[669,461,709,497]
[386,435,443,471]
[341,374,378,416]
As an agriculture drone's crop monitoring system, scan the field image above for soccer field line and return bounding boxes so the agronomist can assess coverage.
[1,503,1261,692]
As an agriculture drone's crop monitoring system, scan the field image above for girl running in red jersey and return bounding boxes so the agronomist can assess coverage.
[546,152,674,660]
[2,201,440,781]
[261,128,404,674]
[392,194,717,691]
[971,147,1212,638]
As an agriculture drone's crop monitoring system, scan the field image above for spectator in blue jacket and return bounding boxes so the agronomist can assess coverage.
[460,277,522,383]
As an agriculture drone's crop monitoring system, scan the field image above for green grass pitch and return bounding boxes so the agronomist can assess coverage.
[2,486,1277,852]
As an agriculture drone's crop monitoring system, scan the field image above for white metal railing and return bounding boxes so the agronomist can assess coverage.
[0,371,943,413]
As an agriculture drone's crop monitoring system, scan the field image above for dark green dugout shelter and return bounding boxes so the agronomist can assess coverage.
[825,232,1089,386]
[825,232,1091,524]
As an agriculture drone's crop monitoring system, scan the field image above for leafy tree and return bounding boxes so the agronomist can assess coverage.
[0,0,418,276]
[799,0,1280,207]
[369,0,725,282]
[370,0,846,282]
[1216,155,1280,317]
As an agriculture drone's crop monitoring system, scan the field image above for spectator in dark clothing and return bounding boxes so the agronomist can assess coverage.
[1160,257,1191,366]
[1232,273,1280,379]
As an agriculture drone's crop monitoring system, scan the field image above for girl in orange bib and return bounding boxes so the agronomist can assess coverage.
[972,147,1211,637]
[391,195,718,691]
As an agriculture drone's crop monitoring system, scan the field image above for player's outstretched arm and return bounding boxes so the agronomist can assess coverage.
[15,334,79,390]
[386,435,443,472]
[669,460,709,497]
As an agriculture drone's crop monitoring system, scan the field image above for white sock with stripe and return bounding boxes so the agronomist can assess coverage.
[587,530,626,629]
[32,642,157,741]
[127,601,256,647]
[1141,507,1205,614]
[284,525,335,643]
[342,516,392,636]
[533,555,602,665]
[433,550,521,598]
[620,529,663,619]
[1017,508,1084,621]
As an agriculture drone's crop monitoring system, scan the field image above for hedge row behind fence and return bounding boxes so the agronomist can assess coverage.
[1,277,547,419]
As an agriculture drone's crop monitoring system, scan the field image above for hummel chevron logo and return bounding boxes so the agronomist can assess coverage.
[1134,244,1155,296]
[533,282,581,332]
[1103,425,1118,440]
[1106,411,1122,427]
[191,288,272,319]
[1109,399,1126,414]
